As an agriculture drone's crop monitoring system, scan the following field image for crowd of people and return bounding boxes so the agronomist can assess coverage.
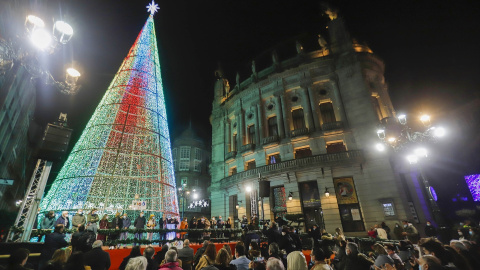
[4,211,480,270]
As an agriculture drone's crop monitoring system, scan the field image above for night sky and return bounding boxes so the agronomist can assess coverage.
[23,0,480,215]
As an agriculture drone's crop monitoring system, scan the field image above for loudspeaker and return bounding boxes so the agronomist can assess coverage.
[259,181,270,197]
[38,123,73,160]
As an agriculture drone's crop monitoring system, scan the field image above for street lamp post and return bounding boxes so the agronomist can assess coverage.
[375,114,446,225]
[178,185,191,220]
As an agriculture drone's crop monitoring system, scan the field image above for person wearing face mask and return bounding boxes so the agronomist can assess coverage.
[469,228,480,244]
[72,209,86,232]
[393,223,404,240]
[424,221,437,238]
[417,255,443,270]
[134,211,146,245]
[87,209,99,234]
[119,213,131,248]
[456,229,465,240]
[401,220,419,244]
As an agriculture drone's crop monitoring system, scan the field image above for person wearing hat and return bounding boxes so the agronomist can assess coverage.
[147,214,156,242]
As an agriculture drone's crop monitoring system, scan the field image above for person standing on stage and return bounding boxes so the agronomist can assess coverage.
[41,211,56,230]
[55,211,70,229]
[72,209,86,232]
[134,211,146,245]
[97,214,109,241]
[146,214,156,242]
[87,209,100,234]
[119,213,131,248]
[158,215,164,242]
[180,218,188,239]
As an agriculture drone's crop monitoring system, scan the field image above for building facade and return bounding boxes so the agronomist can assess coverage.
[210,16,432,235]
[172,127,211,219]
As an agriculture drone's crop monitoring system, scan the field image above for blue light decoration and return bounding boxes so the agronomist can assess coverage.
[39,12,179,219]
[428,186,438,202]
[465,174,480,202]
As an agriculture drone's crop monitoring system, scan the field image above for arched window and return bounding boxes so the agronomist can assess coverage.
[268,116,278,137]
[319,102,336,124]
[292,108,305,130]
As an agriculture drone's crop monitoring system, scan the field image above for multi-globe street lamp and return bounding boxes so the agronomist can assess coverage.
[0,14,81,94]
[375,113,446,224]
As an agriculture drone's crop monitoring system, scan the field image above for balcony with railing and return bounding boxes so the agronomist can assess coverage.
[322,121,344,131]
[225,151,237,160]
[262,135,280,145]
[239,143,255,153]
[219,150,364,189]
[291,127,309,137]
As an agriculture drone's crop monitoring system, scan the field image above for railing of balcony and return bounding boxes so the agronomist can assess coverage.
[322,121,343,131]
[291,127,309,137]
[225,151,237,160]
[239,143,255,153]
[262,135,279,145]
[218,150,363,189]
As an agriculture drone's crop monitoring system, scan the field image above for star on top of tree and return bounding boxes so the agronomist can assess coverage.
[146,0,160,15]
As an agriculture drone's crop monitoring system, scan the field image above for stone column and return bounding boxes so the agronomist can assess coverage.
[307,87,320,131]
[256,103,264,144]
[275,95,285,138]
[280,95,290,137]
[226,120,231,152]
[301,88,314,131]
[239,110,245,146]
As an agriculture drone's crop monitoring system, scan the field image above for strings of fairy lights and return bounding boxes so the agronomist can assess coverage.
[40,14,179,219]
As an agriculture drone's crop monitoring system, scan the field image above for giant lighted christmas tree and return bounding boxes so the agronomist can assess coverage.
[40,3,179,218]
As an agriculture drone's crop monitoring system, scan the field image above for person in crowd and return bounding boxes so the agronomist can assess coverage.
[393,223,404,240]
[159,250,183,270]
[343,242,374,270]
[193,240,210,266]
[77,224,97,252]
[450,240,479,269]
[231,244,251,270]
[188,217,197,240]
[160,247,183,268]
[241,216,248,230]
[110,212,123,249]
[180,217,188,239]
[367,227,377,238]
[72,209,86,232]
[332,240,347,270]
[196,243,217,270]
[86,209,99,234]
[310,247,332,270]
[223,244,233,261]
[244,225,260,252]
[217,216,225,238]
[119,246,142,270]
[146,214,156,242]
[418,255,444,270]
[443,245,472,270]
[287,250,308,270]
[84,240,111,270]
[418,238,457,269]
[43,248,70,270]
[308,224,321,246]
[71,224,85,252]
[178,239,194,270]
[125,256,148,270]
[154,244,169,267]
[383,243,404,269]
[424,221,437,238]
[265,258,284,270]
[267,243,285,268]
[143,246,157,270]
[97,214,109,241]
[204,217,211,238]
[120,213,131,248]
[289,226,302,250]
[372,243,394,268]
[41,211,56,230]
[402,220,419,244]
[214,248,236,270]
[375,224,388,240]
[334,227,345,242]
[320,229,335,257]
[64,251,89,270]
[264,221,281,246]
[397,240,414,263]
[39,225,68,270]
[248,260,266,270]
[248,242,261,260]
[279,227,296,254]
[381,222,391,239]
[55,211,70,229]
[225,217,232,238]
[133,211,146,245]
[6,248,31,270]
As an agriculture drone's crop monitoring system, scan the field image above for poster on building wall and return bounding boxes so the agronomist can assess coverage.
[351,208,361,221]
[299,181,321,207]
[333,177,358,205]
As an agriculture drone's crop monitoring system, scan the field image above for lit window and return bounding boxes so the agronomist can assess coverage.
[382,202,395,217]
[268,153,281,165]
[245,160,256,170]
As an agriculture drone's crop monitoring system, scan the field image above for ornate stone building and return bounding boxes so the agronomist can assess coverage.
[172,126,211,219]
[210,16,432,235]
